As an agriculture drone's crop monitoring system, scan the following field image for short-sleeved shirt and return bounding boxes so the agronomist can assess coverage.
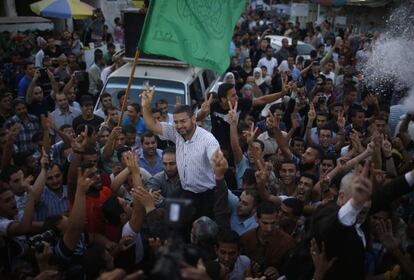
[122,116,146,135]
[159,123,219,193]
[51,107,81,131]
[210,98,252,150]
[72,114,104,131]
[0,217,15,237]
[228,190,257,235]
[229,255,251,280]
[17,75,31,98]
[69,186,112,234]
[137,148,163,176]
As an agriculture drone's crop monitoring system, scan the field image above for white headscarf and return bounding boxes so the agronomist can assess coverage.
[223,72,235,85]
[253,67,264,86]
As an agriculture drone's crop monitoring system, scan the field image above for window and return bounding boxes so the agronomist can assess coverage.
[189,78,203,105]
[99,77,185,113]
[202,70,216,89]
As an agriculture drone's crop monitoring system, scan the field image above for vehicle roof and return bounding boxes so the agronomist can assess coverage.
[108,62,202,84]
[265,35,307,46]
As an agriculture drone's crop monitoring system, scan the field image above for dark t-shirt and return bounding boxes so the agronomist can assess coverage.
[28,100,50,118]
[210,98,252,150]
[72,115,104,131]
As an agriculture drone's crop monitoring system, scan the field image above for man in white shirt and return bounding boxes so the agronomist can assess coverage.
[141,86,220,217]
[35,37,47,68]
[257,46,278,76]
[310,160,414,280]
[320,60,336,84]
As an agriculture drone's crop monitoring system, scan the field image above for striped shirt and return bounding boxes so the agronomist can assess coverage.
[35,185,69,221]
[160,123,220,193]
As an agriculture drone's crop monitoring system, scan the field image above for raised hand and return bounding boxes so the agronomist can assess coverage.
[266,110,279,131]
[76,167,95,193]
[117,236,135,252]
[40,147,49,169]
[255,160,270,187]
[211,149,229,180]
[141,84,155,108]
[281,74,291,95]
[310,238,336,280]
[228,101,238,125]
[336,156,350,172]
[376,219,399,252]
[350,160,373,209]
[243,123,258,145]
[131,187,155,213]
[41,112,53,130]
[308,103,316,122]
[381,135,393,158]
[47,70,55,81]
[33,69,41,81]
[149,189,161,204]
[200,93,213,114]
[71,125,89,152]
[123,151,139,174]
[336,110,346,130]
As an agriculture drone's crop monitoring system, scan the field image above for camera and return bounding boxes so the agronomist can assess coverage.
[151,242,200,280]
[27,230,57,253]
[75,71,85,82]
[318,96,327,103]
[37,67,49,83]
[150,198,198,280]
[165,198,195,228]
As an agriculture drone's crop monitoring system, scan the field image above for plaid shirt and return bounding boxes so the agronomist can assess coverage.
[4,114,41,152]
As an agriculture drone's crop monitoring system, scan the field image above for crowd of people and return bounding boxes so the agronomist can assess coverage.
[0,2,414,280]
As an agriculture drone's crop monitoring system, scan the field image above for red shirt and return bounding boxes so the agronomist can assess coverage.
[69,186,112,234]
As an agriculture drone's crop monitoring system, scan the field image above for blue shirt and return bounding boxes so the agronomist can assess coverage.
[138,148,163,176]
[228,190,257,235]
[122,116,146,135]
[235,155,250,189]
[35,185,69,221]
[17,75,31,98]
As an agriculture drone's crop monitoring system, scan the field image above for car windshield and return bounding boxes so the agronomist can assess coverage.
[297,44,315,55]
[98,77,186,112]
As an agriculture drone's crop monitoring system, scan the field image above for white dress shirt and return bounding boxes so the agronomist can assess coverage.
[160,122,220,193]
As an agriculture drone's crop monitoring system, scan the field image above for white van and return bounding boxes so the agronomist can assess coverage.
[94,58,219,113]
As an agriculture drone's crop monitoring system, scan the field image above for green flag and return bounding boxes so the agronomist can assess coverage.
[138,0,248,74]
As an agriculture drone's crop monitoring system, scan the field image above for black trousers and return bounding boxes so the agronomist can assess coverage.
[181,188,215,220]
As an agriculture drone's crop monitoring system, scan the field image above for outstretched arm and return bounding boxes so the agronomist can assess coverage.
[63,167,94,250]
[229,101,243,165]
[141,85,162,135]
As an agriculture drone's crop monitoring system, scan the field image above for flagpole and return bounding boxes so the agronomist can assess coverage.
[117,49,140,126]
